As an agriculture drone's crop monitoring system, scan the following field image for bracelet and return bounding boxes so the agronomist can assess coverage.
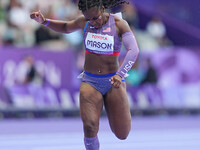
[42,19,50,26]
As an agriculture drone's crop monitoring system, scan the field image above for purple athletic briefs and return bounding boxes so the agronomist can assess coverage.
[82,71,125,95]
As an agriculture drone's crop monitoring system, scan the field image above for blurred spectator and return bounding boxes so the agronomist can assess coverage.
[122,4,139,29]
[57,0,83,50]
[32,4,66,49]
[0,0,82,48]
[12,55,50,108]
[146,17,166,40]
[54,0,78,20]
[24,56,41,84]
[16,55,43,85]
[140,57,163,108]
[8,0,29,28]
[141,57,158,84]
[34,26,61,45]
[0,3,5,21]
[63,30,83,50]
[134,30,160,52]
[2,0,35,47]
[146,16,172,47]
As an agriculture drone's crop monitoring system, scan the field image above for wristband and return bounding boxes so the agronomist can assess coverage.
[42,19,50,26]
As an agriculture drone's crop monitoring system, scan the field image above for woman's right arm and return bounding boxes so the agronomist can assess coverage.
[30,11,85,33]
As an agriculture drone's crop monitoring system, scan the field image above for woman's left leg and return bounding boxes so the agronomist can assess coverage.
[104,82,131,140]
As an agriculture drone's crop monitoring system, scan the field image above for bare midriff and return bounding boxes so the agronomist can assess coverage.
[84,53,119,75]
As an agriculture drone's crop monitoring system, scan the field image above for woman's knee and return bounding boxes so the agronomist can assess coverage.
[83,119,99,137]
[114,127,131,140]
[112,121,131,140]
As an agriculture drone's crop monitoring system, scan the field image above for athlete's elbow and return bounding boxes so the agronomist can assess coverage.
[136,47,139,57]
[129,48,139,60]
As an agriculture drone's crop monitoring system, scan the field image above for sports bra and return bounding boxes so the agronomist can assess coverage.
[83,14,122,56]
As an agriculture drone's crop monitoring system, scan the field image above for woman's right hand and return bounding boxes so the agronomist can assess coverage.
[30,11,45,24]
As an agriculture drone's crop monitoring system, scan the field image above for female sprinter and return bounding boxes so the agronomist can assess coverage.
[30,0,139,149]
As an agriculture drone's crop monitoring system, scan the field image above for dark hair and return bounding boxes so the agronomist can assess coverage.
[78,0,129,11]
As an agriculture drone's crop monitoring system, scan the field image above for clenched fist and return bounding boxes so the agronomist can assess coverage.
[30,11,46,24]
[110,74,122,88]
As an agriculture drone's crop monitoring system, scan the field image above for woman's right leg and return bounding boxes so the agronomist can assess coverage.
[80,82,104,150]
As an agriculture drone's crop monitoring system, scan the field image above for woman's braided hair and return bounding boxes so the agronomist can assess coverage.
[78,0,129,11]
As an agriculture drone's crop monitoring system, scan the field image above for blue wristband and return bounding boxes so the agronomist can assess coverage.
[44,19,50,26]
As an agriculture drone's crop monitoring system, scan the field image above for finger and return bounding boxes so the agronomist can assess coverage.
[30,12,40,19]
[115,80,122,88]
[36,13,39,17]
[111,78,117,86]
[30,13,36,19]
[113,82,117,87]
[110,78,114,85]
[38,10,43,17]
[114,83,119,88]
[35,12,41,17]
[113,81,119,88]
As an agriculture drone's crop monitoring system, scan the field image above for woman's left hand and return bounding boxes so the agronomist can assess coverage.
[110,74,122,88]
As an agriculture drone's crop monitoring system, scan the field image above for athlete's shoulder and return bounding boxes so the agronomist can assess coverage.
[115,15,130,29]
[113,14,128,26]
[114,14,131,36]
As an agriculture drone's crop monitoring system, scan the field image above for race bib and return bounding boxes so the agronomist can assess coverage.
[85,32,114,53]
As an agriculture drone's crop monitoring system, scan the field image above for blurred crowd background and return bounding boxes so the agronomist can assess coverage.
[0,0,200,118]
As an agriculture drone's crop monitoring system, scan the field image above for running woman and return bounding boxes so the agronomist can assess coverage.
[30,0,139,149]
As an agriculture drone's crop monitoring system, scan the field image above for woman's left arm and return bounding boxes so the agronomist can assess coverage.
[110,19,139,87]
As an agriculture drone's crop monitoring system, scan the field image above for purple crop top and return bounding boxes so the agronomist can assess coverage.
[83,14,122,55]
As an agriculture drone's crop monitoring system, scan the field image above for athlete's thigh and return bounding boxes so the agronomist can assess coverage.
[80,82,104,123]
[104,82,131,133]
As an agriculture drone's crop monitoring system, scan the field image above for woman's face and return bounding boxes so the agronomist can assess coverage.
[83,6,104,28]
